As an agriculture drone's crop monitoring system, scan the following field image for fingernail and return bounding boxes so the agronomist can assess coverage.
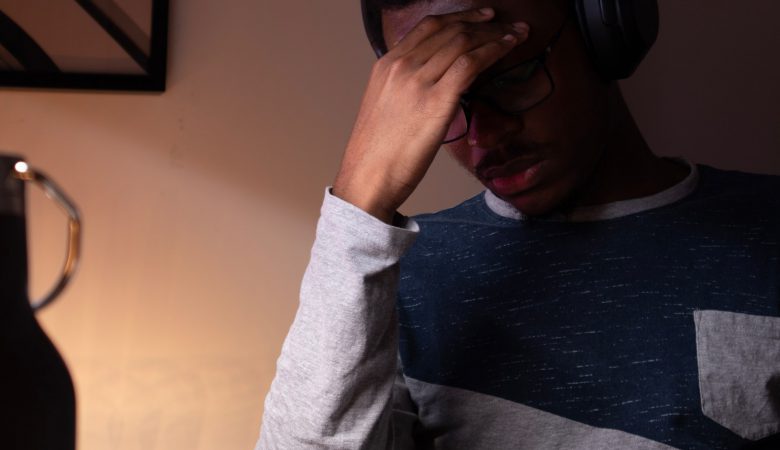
[512,22,529,33]
[479,7,493,15]
[502,34,517,42]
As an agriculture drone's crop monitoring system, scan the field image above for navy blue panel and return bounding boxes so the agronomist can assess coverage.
[397,165,780,449]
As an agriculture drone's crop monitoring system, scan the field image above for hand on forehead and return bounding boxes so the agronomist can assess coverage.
[381,0,566,60]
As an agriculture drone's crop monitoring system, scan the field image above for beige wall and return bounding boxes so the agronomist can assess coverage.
[0,1,778,449]
[622,1,780,174]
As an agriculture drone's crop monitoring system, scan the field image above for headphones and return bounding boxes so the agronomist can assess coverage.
[360,0,659,80]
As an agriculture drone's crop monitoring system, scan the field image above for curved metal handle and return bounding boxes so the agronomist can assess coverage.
[12,161,81,311]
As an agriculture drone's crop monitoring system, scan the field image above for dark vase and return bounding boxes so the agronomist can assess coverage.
[0,155,77,450]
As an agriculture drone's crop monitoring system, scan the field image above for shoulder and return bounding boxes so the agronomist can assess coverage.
[683,164,780,215]
[695,164,780,201]
[675,164,780,236]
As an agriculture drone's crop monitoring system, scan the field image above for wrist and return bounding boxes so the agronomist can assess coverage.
[331,183,396,224]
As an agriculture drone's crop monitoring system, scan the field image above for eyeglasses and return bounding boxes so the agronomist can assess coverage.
[442,17,569,144]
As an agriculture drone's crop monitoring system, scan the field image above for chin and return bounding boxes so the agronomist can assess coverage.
[504,196,559,217]
[492,183,571,218]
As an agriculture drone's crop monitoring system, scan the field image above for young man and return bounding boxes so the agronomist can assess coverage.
[257,0,780,448]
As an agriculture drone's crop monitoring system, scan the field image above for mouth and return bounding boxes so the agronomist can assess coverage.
[478,157,545,196]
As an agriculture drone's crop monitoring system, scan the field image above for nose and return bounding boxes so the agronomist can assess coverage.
[466,101,525,150]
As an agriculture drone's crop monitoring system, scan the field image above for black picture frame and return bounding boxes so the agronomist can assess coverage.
[0,0,169,92]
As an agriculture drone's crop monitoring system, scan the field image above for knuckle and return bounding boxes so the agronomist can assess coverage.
[419,15,443,32]
[386,56,413,75]
[408,70,431,89]
[486,39,504,50]
[454,53,476,70]
[372,55,392,74]
[452,31,474,49]
[374,53,391,67]
[445,21,467,34]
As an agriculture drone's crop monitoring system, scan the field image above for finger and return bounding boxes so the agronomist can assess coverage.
[390,7,496,55]
[434,33,522,97]
[418,22,530,85]
[401,20,525,71]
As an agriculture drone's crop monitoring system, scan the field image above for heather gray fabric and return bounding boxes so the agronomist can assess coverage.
[405,377,675,449]
[256,189,419,450]
[484,158,697,222]
[694,310,780,440]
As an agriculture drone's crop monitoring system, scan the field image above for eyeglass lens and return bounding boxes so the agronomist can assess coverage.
[441,60,552,144]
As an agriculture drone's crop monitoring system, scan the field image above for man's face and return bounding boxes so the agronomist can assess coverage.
[382,0,611,216]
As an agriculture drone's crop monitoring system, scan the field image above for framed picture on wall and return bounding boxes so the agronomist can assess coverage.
[0,0,168,91]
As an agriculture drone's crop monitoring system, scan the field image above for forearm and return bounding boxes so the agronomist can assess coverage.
[257,188,418,449]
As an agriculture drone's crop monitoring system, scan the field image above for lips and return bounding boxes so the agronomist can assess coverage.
[479,158,545,196]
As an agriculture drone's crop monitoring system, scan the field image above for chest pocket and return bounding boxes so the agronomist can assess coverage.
[694,310,780,441]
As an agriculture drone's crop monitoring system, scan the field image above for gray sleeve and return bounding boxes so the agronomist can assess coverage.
[256,188,420,450]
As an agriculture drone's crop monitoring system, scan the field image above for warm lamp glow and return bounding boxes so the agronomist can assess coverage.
[14,161,29,174]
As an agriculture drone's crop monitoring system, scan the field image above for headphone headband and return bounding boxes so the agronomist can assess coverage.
[361,0,387,58]
[360,0,658,80]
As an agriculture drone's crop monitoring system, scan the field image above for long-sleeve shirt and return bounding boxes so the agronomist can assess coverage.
[257,160,780,449]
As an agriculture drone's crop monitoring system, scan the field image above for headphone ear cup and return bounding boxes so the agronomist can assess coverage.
[574,0,659,80]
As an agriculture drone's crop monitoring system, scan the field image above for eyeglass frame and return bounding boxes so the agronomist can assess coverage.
[443,16,570,143]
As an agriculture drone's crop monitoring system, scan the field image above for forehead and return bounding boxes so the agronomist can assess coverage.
[381,0,565,62]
